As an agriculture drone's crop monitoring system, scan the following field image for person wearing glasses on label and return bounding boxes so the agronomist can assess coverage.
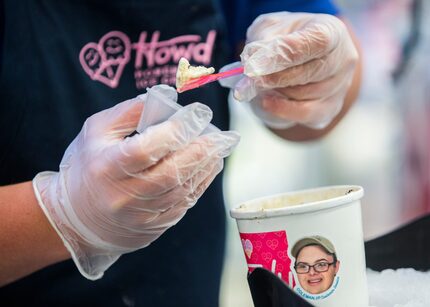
[291,235,340,295]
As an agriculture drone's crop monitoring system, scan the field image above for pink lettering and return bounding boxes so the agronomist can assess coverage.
[193,30,216,65]
[80,30,217,89]
[133,31,160,68]
[132,31,217,68]
[134,65,177,89]
[154,46,171,65]
[169,44,194,62]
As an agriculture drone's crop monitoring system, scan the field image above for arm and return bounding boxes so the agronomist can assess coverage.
[223,13,361,141]
[0,182,70,287]
[1,85,239,283]
[270,20,362,142]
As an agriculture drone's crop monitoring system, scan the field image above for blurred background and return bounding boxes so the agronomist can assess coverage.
[219,0,430,305]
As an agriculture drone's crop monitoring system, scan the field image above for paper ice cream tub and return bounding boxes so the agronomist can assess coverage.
[230,185,368,307]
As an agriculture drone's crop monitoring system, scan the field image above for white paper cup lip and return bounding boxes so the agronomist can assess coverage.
[230,185,364,220]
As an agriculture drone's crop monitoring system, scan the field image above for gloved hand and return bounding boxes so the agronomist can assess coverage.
[33,86,240,280]
[220,12,359,129]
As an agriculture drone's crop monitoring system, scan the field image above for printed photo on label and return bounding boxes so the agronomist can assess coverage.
[291,235,340,298]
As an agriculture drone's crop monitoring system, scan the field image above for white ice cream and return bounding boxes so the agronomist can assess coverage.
[176,57,215,90]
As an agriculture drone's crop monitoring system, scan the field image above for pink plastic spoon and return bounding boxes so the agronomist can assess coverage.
[177,66,244,93]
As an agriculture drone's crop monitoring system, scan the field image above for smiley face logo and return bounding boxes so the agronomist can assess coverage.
[83,46,102,69]
[102,35,128,61]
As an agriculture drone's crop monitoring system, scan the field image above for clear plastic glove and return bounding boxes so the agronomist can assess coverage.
[220,12,359,129]
[33,85,240,280]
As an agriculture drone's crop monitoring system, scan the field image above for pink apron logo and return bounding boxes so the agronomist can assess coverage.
[79,30,216,89]
[79,31,131,88]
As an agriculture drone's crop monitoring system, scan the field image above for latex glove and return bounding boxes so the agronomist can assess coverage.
[221,12,359,129]
[33,86,240,280]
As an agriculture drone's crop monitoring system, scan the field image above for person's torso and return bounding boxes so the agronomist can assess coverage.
[0,0,231,184]
[0,1,230,306]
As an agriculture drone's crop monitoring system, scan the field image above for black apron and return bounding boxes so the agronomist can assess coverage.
[0,1,231,306]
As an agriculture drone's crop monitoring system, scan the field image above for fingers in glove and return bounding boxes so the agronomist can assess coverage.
[254,55,338,88]
[85,97,144,138]
[183,159,223,205]
[135,159,224,231]
[235,58,353,102]
[119,156,224,214]
[234,54,340,101]
[119,131,239,201]
[104,131,238,212]
[273,67,352,101]
[242,29,335,77]
[254,90,344,127]
[111,103,214,175]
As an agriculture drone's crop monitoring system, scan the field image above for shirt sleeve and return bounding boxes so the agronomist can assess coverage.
[221,0,340,50]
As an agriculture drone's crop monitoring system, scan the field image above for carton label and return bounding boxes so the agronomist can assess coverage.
[239,230,296,287]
